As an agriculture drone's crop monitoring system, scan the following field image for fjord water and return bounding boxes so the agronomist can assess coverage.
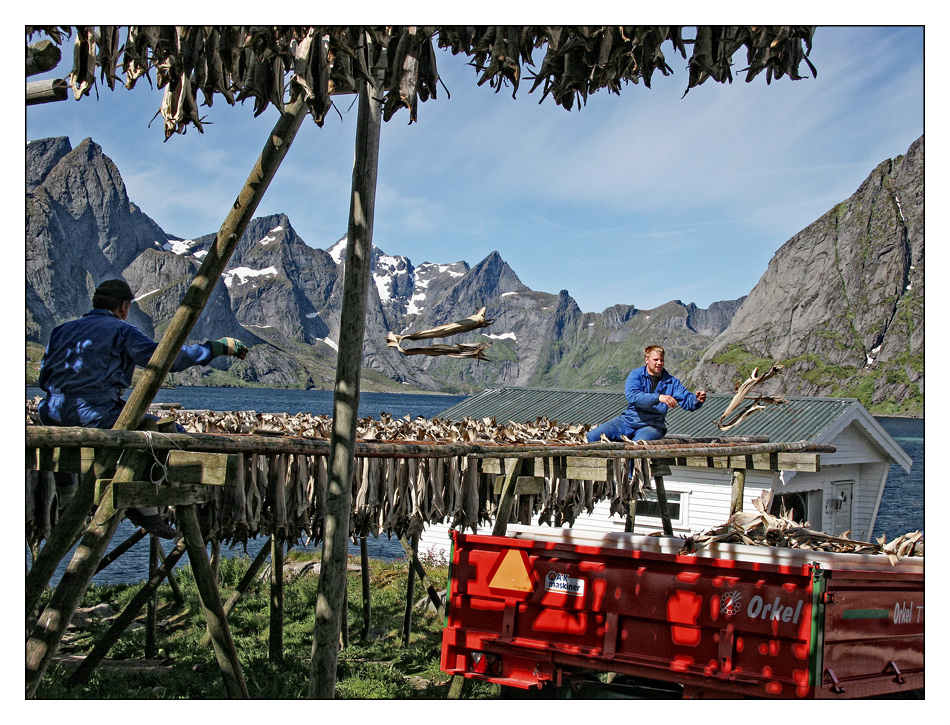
[26,388,923,585]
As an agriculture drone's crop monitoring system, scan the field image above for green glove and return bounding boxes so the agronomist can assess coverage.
[209,337,249,359]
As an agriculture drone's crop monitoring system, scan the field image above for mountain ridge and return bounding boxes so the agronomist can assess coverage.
[26,135,923,414]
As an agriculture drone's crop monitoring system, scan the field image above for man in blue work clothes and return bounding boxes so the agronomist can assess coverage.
[37,279,249,538]
[586,345,706,442]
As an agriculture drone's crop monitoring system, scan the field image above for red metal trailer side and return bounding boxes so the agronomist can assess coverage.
[440,530,923,698]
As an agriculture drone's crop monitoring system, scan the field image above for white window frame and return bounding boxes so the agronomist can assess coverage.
[634,488,689,528]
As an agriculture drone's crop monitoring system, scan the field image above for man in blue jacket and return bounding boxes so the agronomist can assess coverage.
[586,344,706,442]
[37,279,249,537]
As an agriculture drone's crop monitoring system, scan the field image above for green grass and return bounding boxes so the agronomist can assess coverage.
[31,551,500,700]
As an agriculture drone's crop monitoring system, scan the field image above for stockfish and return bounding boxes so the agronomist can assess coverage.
[387,307,495,359]
[716,364,787,431]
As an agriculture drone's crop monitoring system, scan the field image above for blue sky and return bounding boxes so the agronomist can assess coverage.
[25,25,924,313]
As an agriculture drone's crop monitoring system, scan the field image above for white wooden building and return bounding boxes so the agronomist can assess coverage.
[418,390,912,559]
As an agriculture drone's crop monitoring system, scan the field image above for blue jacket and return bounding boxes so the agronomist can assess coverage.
[38,308,214,429]
[620,365,702,435]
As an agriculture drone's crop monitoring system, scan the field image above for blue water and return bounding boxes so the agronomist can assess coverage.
[871,416,924,540]
[27,387,923,585]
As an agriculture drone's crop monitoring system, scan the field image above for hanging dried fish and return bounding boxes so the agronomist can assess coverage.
[387,306,495,359]
[716,363,787,431]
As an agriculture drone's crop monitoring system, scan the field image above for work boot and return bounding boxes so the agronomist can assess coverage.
[126,508,178,539]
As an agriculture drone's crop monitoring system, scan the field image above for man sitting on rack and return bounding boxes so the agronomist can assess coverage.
[36,279,249,538]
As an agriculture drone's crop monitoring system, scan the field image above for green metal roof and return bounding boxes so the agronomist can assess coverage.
[436,387,861,443]
[436,387,629,428]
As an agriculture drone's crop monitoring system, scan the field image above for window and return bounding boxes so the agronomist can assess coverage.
[771,490,822,526]
[635,490,686,527]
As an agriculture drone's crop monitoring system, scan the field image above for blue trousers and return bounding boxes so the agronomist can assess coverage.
[585,417,664,443]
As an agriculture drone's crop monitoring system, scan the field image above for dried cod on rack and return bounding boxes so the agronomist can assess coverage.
[28,398,644,548]
[678,491,923,563]
[31,401,917,560]
[175,408,625,544]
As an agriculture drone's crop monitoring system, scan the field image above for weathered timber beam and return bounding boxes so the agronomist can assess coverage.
[27,78,69,104]
[26,427,834,459]
[27,39,61,75]
[492,476,544,495]
[310,48,383,700]
[473,441,833,458]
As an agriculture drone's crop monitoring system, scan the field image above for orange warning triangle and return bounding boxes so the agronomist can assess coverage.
[488,549,535,593]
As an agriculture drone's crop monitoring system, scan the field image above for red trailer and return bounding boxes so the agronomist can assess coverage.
[440,527,923,698]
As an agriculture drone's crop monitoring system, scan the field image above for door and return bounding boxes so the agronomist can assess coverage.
[830,480,854,535]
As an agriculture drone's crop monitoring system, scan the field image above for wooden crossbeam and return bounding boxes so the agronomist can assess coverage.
[492,476,544,495]
[483,452,821,478]
[31,446,95,473]
[86,452,237,509]
[164,450,240,485]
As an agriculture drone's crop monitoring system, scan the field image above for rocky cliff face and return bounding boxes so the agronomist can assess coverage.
[26,134,922,412]
[689,136,923,414]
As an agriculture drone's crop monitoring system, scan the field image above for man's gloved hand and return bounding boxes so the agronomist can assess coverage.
[209,337,249,360]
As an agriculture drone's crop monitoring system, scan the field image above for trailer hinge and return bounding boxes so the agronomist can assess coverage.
[884,661,907,684]
[824,668,845,694]
[822,592,838,604]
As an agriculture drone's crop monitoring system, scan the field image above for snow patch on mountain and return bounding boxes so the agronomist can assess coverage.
[224,266,279,287]
[164,238,200,256]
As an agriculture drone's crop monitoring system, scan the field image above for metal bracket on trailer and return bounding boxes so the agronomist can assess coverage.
[884,661,906,685]
[824,668,845,694]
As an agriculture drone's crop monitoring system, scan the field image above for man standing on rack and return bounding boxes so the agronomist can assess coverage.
[586,344,706,443]
[37,279,249,538]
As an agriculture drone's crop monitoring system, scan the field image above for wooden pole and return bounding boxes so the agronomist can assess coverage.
[624,498,638,533]
[25,96,310,694]
[156,542,185,606]
[95,527,147,573]
[27,78,69,105]
[26,450,145,697]
[492,458,523,536]
[399,535,444,613]
[402,534,419,646]
[309,47,383,700]
[145,536,159,658]
[200,543,271,647]
[177,505,249,699]
[654,476,675,537]
[359,535,371,640]
[116,94,309,434]
[210,538,221,584]
[269,534,284,663]
[66,538,188,688]
[730,468,747,516]
[340,569,349,650]
[448,675,466,699]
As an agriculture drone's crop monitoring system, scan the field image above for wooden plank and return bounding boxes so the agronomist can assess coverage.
[492,458,523,536]
[777,453,821,472]
[165,450,239,486]
[566,456,609,482]
[481,458,502,475]
[483,457,563,478]
[110,481,222,509]
[35,446,95,473]
[752,452,778,470]
[492,476,544,495]
[730,468,746,515]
